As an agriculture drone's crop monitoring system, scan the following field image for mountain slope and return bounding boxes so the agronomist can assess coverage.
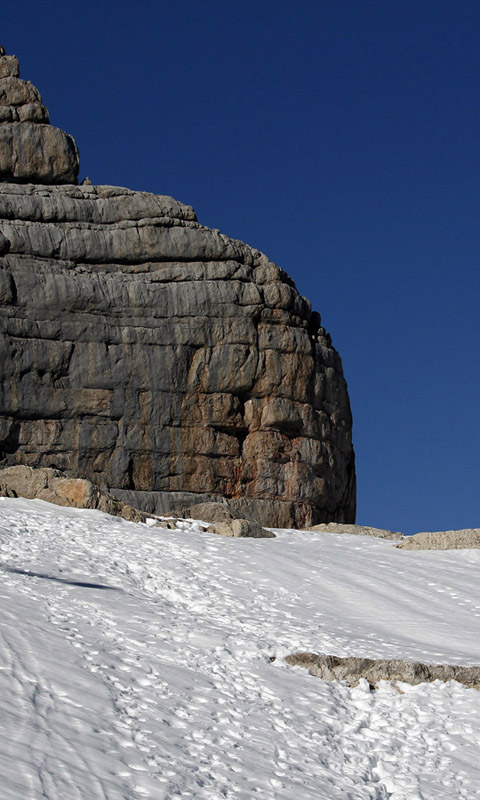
[1,498,479,799]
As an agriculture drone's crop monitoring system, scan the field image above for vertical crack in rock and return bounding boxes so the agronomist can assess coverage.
[0,45,355,527]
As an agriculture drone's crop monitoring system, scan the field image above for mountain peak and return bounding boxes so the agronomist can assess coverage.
[0,46,79,184]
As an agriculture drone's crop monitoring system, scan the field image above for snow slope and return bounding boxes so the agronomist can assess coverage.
[0,497,479,800]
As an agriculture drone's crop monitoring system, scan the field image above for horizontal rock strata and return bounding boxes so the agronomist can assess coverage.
[0,46,355,528]
[285,653,480,690]
[0,181,355,527]
[0,45,78,184]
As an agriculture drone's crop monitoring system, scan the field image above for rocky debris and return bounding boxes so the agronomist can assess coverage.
[306,522,403,540]
[397,528,480,551]
[0,465,149,523]
[172,501,275,538]
[284,653,480,690]
[0,47,356,529]
[0,45,78,183]
[0,465,273,538]
[206,518,272,538]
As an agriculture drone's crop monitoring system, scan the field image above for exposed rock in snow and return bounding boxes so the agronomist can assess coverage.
[206,517,273,538]
[306,522,404,540]
[0,466,274,538]
[0,464,148,522]
[285,652,480,690]
[397,528,480,550]
[172,500,274,538]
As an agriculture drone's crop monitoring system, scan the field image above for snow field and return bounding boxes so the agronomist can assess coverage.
[0,498,480,799]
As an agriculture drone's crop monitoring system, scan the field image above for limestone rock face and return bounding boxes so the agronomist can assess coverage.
[0,46,79,184]
[0,48,356,528]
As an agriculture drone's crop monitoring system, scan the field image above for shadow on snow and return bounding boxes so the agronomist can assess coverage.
[1,565,121,591]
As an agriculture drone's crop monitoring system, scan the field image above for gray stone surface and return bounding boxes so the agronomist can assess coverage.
[0,46,78,184]
[111,490,220,516]
[397,529,480,550]
[0,48,356,529]
[307,522,404,540]
[285,653,480,690]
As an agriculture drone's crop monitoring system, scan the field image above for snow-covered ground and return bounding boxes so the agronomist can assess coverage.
[0,498,479,800]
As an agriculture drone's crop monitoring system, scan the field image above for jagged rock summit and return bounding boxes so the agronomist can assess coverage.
[0,45,79,184]
[0,47,355,528]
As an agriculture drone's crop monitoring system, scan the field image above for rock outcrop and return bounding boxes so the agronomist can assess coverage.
[0,46,79,184]
[306,522,403,540]
[0,46,355,528]
[0,465,275,537]
[285,653,480,690]
[171,500,274,538]
[397,529,480,551]
[0,464,148,522]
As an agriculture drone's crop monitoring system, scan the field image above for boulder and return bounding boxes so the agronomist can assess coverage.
[207,517,274,538]
[0,465,149,523]
[0,123,79,183]
[173,501,275,538]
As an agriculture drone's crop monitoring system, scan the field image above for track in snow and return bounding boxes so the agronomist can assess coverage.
[1,498,480,799]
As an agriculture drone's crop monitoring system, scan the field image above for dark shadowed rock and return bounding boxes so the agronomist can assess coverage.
[0,47,356,528]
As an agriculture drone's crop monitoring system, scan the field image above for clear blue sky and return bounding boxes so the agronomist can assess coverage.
[3,1,479,534]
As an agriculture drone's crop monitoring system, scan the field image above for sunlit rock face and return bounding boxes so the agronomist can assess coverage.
[0,46,355,527]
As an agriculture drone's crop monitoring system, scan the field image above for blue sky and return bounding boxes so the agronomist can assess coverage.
[3,1,479,534]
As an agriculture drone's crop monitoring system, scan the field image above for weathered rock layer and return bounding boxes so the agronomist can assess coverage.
[0,46,79,184]
[0,47,355,528]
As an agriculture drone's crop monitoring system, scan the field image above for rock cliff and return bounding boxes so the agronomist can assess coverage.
[0,46,355,528]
